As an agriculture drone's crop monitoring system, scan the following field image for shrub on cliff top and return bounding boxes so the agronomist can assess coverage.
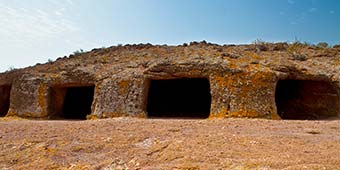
[288,41,307,61]
[316,42,329,48]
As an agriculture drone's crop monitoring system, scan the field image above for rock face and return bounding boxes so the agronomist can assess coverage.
[0,42,339,120]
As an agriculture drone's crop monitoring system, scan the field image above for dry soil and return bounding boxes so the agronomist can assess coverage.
[0,117,340,170]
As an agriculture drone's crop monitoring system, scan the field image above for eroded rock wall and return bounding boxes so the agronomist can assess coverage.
[0,42,339,119]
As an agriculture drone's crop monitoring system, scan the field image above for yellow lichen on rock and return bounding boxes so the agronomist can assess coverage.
[38,84,48,117]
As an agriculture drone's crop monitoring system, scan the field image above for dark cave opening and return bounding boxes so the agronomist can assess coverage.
[0,85,11,117]
[49,86,94,120]
[63,86,94,119]
[147,78,211,118]
[275,80,339,120]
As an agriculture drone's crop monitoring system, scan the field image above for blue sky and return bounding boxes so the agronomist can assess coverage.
[0,0,339,71]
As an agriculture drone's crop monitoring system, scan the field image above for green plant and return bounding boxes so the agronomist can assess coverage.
[288,41,307,61]
[302,41,313,47]
[253,39,268,51]
[7,66,16,72]
[272,42,288,51]
[333,44,340,48]
[73,49,84,55]
[316,42,329,48]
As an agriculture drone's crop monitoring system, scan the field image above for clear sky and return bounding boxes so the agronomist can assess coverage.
[0,0,339,72]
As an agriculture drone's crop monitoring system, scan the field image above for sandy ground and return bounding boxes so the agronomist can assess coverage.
[0,117,340,170]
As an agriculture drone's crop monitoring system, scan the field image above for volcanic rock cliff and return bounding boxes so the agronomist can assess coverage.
[0,41,339,120]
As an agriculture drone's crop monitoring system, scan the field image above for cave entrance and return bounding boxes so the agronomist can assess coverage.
[0,85,11,117]
[49,86,94,120]
[147,78,211,118]
[275,80,340,120]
